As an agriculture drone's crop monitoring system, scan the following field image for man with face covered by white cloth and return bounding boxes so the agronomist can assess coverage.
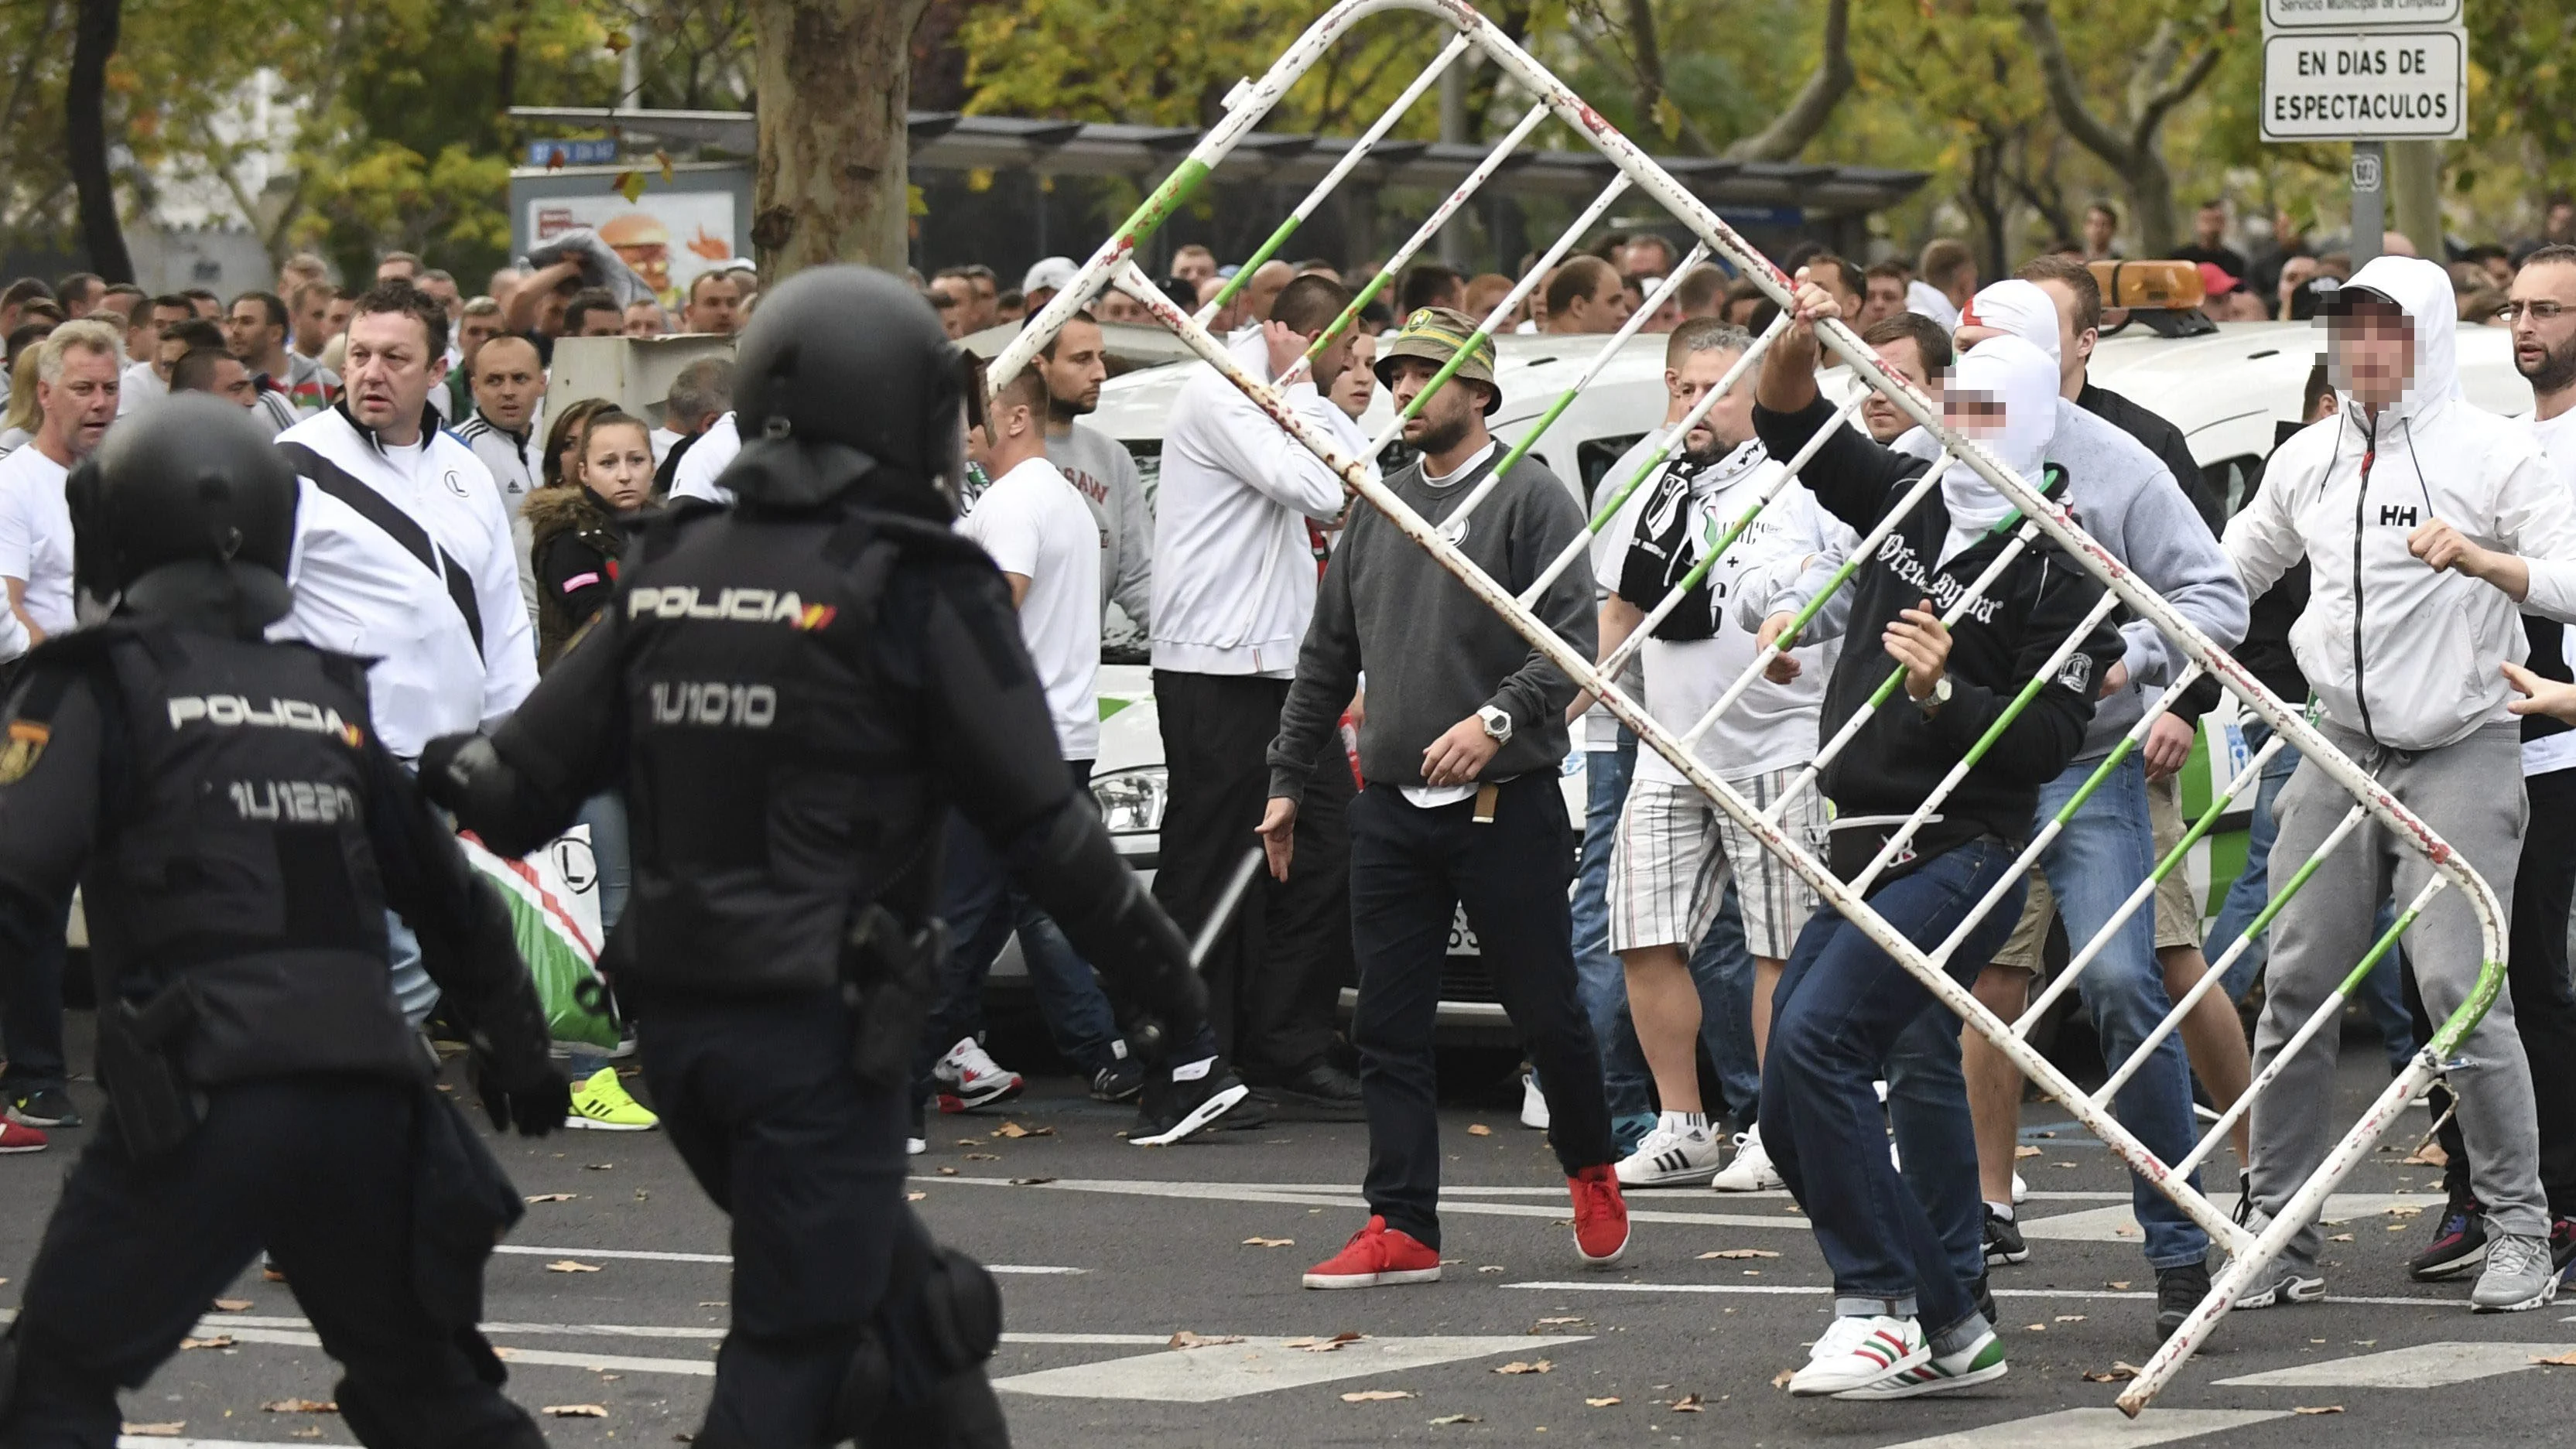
[2229,254,2576,1314]
[1750,308,2123,1399]
[1765,275,2249,1338]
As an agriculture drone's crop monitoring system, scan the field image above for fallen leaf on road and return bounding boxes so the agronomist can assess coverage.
[994,1121,1054,1138]
[211,1298,251,1312]
[263,1400,337,1413]
[2024,1324,2047,1332]
[2014,1145,2043,1158]
[2294,1406,2344,1415]
[1168,1331,1245,1349]
[937,1167,958,1176]
[1341,1389,1413,1403]
[583,1163,614,1170]
[2106,1280,2132,1290]
[1467,1124,1493,1136]
[2112,1226,2137,1236]
[546,1260,601,1273]
[121,1424,183,1437]
[1585,1396,1620,1407]
[1285,1332,1366,1352]
[2533,1352,2576,1367]
[956,1138,983,1147]
[179,1336,234,1350]
[292,1430,323,1440]
[1670,1393,1704,1412]
[1010,1177,1058,1186]
[1494,1360,1553,1375]
[1534,1317,1586,1328]
[2388,1203,2426,1216]
[1243,1237,1296,1248]
[2328,1233,2354,1242]
[1478,1265,1506,1273]
[964,1152,1001,1161]
[1427,1413,1481,1424]
[907,1191,927,1201]
[2054,1315,2085,1323]
[542,1405,608,1418]
[2055,1161,2078,1169]
[525,1193,576,1204]
[2403,1144,2448,1167]
[1697,1249,1779,1259]
[1770,1369,1795,1389]
[262,1266,288,1283]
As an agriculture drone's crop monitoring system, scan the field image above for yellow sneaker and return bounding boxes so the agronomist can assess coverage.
[567,1068,658,1131]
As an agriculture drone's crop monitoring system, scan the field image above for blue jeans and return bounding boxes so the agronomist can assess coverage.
[569,792,635,1079]
[2208,723,2414,1071]
[1570,734,1654,1129]
[1763,839,2024,1330]
[1695,883,1761,1126]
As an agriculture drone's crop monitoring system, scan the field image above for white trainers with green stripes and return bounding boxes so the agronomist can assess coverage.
[1834,1326,2008,1399]
[1787,1314,1928,1396]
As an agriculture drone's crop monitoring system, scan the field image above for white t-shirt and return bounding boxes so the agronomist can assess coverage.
[1596,441,1842,786]
[2526,408,2576,777]
[959,456,1102,760]
[117,359,166,416]
[669,412,740,504]
[0,445,77,639]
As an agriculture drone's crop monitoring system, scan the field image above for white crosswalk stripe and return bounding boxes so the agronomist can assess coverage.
[1871,1408,2290,1449]
[2216,1341,2576,1389]
[992,1333,1582,1403]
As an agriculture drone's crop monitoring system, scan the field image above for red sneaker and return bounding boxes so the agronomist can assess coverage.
[1569,1165,1629,1266]
[0,1119,46,1153]
[1303,1215,1442,1290]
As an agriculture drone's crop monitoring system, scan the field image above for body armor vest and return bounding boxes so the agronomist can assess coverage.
[611,507,965,993]
[80,627,419,1085]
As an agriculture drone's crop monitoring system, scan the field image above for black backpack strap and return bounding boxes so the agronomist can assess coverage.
[278,443,484,654]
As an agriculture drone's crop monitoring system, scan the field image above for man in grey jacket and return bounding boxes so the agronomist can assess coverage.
[1261,308,1630,1287]
[1036,311,1154,644]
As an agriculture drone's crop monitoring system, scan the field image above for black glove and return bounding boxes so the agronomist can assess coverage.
[472,1048,571,1137]
[415,731,484,815]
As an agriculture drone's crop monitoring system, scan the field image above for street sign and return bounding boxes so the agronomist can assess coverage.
[2260,27,2465,141]
[527,138,619,167]
[2263,0,2458,27]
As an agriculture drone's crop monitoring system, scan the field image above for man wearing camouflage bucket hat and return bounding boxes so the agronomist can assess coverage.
[1262,305,1634,1288]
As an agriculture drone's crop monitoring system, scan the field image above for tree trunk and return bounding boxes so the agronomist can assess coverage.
[2015,0,2220,257]
[67,0,131,282]
[748,0,932,280]
[1723,0,1852,163]
[2386,140,2445,258]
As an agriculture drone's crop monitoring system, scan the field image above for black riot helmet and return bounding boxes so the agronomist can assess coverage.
[66,394,297,632]
[722,264,968,518]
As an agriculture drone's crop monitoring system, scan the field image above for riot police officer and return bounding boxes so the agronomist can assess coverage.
[0,395,569,1449]
[418,266,1242,1449]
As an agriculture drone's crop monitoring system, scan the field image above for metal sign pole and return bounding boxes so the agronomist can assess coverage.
[2352,141,2385,268]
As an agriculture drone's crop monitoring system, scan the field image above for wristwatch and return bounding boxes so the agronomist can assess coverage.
[1914,675,1953,719]
[1477,705,1515,744]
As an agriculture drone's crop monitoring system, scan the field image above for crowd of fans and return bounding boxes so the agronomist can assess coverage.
[9,188,2576,1399]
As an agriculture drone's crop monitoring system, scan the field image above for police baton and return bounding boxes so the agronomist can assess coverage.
[1187,847,1267,969]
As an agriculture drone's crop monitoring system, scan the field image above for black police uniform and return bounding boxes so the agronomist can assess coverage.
[422,268,1226,1448]
[0,397,566,1449]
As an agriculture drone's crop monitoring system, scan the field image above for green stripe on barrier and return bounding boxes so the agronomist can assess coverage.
[1111,159,1213,251]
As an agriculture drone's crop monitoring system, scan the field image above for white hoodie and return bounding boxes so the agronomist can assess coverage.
[1149,329,1374,676]
[2226,255,2576,750]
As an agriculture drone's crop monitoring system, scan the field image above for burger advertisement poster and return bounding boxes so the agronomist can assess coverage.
[528,191,737,307]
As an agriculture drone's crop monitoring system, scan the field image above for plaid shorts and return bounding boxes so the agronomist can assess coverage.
[1606,769,1825,960]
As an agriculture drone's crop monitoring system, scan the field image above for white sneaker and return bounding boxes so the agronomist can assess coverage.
[2012,1170,2027,1205]
[1787,1314,1928,1396]
[1520,1072,1550,1130]
[933,1036,1024,1112]
[1614,1122,1725,1187]
[1834,1325,2007,1399]
[906,1136,927,1157]
[1710,1125,1784,1191]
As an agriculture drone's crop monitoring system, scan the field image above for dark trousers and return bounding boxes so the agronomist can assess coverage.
[1,1077,541,1449]
[1346,774,1612,1248]
[638,988,952,1445]
[1153,670,1344,1077]
[1256,723,1356,1080]
[2422,766,2576,1218]
[0,896,71,1093]
[919,760,1126,1093]
[1761,839,2024,1334]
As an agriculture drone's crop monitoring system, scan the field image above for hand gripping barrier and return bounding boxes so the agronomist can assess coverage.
[985,0,2512,1413]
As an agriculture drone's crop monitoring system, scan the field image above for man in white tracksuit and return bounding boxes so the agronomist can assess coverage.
[2229,254,2576,1313]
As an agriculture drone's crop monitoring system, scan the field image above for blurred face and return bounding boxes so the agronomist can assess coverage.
[95,290,138,323]
[573,306,622,338]
[1636,289,1683,334]
[376,257,419,282]
[682,275,741,334]
[1039,319,1108,418]
[36,345,118,459]
[342,309,446,439]
[1172,250,1216,287]
[1668,347,1750,461]
[1332,332,1377,421]
[1863,337,1937,443]
[2084,208,2115,253]
[1095,289,1149,326]
[2509,260,2576,395]
[967,274,997,325]
[935,300,969,340]
[1944,386,2008,443]
[581,422,655,513]
[2553,203,2576,241]
[419,275,461,321]
[2277,255,2319,309]
[458,309,503,368]
[323,296,354,340]
[2030,277,2093,392]
[60,279,101,316]
[133,302,191,366]
[204,354,259,408]
[471,337,544,431]
[1244,262,1294,325]
[1386,357,1486,458]
[1558,272,1634,333]
[2328,302,2416,413]
[224,299,284,364]
[292,289,333,353]
[929,276,973,318]
[2195,205,2225,247]
[1860,273,1907,328]
[624,300,666,337]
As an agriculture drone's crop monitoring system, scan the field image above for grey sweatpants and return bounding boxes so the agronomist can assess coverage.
[2247,719,2546,1269]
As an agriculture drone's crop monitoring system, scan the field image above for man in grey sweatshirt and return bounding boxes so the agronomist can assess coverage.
[1261,308,1630,1287]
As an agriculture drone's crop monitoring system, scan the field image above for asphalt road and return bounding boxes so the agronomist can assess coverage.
[7,1015,2576,1448]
